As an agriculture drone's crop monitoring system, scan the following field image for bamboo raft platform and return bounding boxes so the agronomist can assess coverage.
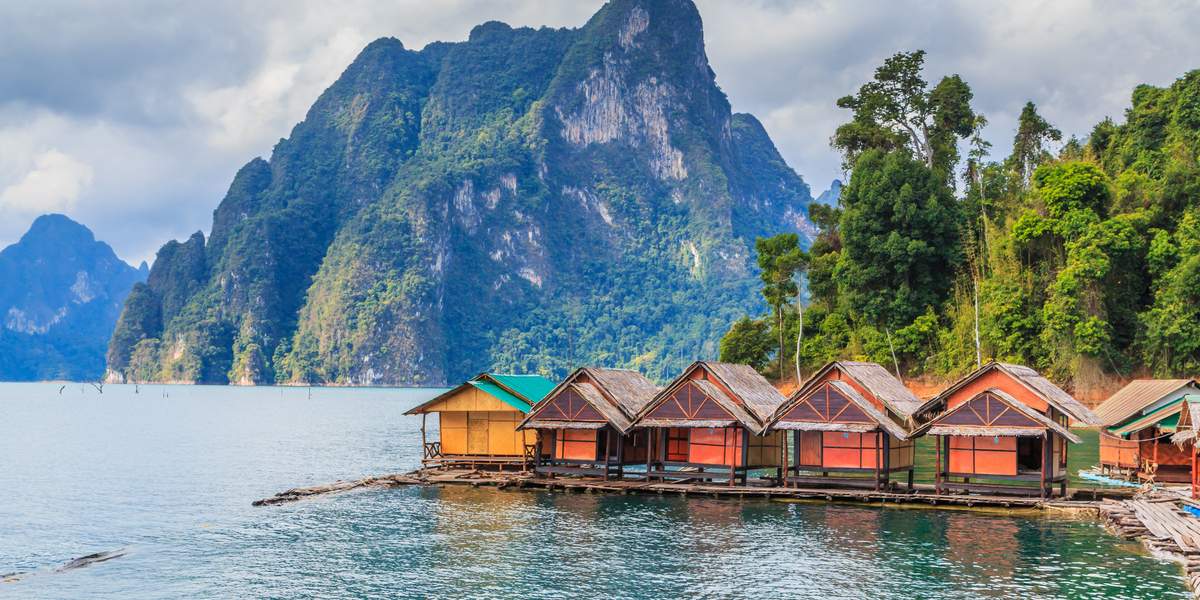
[1100,494,1200,598]
[255,467,1133,510]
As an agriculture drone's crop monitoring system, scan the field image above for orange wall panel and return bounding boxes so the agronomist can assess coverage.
[948,449,974,473]
[799,431,822,466]
[974,436,1017,452]
[822,448,862,469]
[974,450,1018,476]
[823,431,861,448]
[946,369,1050,413]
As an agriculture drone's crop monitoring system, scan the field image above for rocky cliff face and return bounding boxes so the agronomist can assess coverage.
[0,214,145,381]
[106,0,814,385]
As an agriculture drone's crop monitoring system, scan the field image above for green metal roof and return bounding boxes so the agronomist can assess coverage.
[469,373,557,413]
[1109,397,1186,437]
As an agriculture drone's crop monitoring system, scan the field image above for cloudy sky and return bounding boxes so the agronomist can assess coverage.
[2,0,1198,264]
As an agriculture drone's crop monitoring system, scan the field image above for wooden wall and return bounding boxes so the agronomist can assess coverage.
[948,435,1018,476]
[796,431,913,470]
[428,386,534,456]
[555,429,600,461]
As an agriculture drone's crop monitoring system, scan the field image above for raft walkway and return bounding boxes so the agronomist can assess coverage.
[421,468,1126,509]
[1100,494,1200,598]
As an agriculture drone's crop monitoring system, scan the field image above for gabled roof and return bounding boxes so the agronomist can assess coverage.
[635,361,786,434]
[404,372,556,415]
[519,367,660,433]
[1094,379,1199,428]
[487,374,558,406]
[916,361,1100,426]
[771,379,911,440]
[788,361,923,420]
[1171,396,1200,445]
[701,361,788,423]
[914,388,1082,443]
[1109,399,1185,437]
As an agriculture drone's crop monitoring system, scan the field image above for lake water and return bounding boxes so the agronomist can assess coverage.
[0,383,1189,598]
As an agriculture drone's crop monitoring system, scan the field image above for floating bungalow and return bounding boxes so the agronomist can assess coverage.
[633,361,787,484]
[914,362,1100,497]
[404,373,556,468]
[1094,379,1200,482]
[517,367,660,480]
[1170,398,1200,499]
[768,361,922,491]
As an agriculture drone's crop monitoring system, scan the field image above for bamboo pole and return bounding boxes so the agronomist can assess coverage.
[420,414,427,461]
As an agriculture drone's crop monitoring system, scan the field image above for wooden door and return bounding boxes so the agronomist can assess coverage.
[468,412,489,455]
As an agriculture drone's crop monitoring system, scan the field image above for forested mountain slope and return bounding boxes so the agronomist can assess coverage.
[106,0,815,385]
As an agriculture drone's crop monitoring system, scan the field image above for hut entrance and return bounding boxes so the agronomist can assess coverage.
[468,412,490,454]
[1017,437,1043,473]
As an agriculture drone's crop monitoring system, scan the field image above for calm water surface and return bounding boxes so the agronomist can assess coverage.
[0,383,1188,598]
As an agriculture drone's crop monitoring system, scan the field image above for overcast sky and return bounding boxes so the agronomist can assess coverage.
[2,0,1198,264]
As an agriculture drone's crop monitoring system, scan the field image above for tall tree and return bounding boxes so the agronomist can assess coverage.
[756,234,807,378]
[718,317,773,371]
[1009,101,1062,187]
[833,50,976,180]
[837,149,964,330]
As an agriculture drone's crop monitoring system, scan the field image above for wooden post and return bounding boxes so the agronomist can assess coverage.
[420,414,427,462]
[780,430,789,488]
[935,435,942,494]
[1185,444,1195,499]
[1060,433,1069,497]
[740,427,751,486]
[645,429,654,481]
[1040,432,1050,498]
[727,428,736,487]
[787,432,796,487]
[604,428,613,481]
[615,430,625,480]
[879,432,889,491]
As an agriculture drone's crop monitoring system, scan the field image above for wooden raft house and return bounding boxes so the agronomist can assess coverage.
[1094,379,1200,483]
[768,361,921,491]
[404,373,556,468]
[633,361,787,485]
[1171,397,1200,499]
[517,367,660,480]
[914,362,1100,498]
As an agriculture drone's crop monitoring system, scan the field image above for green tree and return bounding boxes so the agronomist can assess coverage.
[836,149,964,329]
[1009,101,1062,187]
[718,317,774,371]
[756,233,808,378]
[833,50,976,179]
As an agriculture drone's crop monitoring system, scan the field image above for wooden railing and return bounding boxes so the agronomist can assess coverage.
[423,441,442,459]
[524,443,539,467]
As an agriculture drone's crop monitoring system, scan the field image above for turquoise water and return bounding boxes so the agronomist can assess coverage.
[0,383,1189,598]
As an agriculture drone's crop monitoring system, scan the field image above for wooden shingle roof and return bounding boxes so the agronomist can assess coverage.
[917,362,1100,426]
[1094,379,1199,428]
[519,367,660,433]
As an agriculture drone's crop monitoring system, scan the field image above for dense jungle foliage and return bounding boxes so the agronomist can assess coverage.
[722,50,1200,391]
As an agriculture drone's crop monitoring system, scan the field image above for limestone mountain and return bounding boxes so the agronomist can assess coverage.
[106,0,815,386]
[0,214,146,381]
[814,179,842,206]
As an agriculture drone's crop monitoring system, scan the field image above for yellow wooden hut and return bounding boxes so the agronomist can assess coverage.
[405,373,556,468]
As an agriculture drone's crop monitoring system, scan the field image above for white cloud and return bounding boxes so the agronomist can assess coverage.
[0,150,93,217]
[1,0,1199,263]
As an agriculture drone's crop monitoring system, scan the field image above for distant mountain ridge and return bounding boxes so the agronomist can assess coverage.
[814,179,842,206]
[106,0,815,386]
[0,214,146,381]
